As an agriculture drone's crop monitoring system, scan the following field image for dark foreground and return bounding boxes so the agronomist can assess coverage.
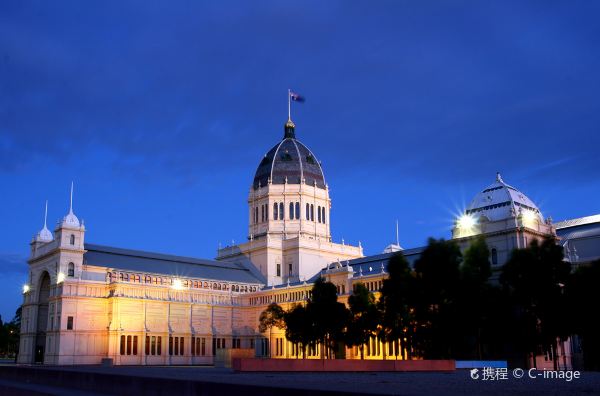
[0,364,599,396]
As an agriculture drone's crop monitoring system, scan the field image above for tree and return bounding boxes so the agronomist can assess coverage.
[306,278,350,359]
[284,303,313,359]
[379,252,417,359]
[500,237,571,369]
[567,259,600,370]
[413,238,462,359]
[258,302,285,358]
[456,236,493,359]
[345,283,379,359]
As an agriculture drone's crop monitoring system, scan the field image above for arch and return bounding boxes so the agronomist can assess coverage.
[306,203,310,220]
[273,202,278,220]
[322,207,326,224]
[295,202,300,220]
[35,271,51,363]
[318,206,322,223]
[279,203,284,220]
[289,202,294,219]
[67,262,75,277]
[310,204,314,221]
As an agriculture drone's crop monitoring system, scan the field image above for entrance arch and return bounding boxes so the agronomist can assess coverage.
[34,272,51,363]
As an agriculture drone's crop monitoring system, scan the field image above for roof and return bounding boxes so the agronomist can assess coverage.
[555,217,600,264]
[465,173,542,222]
[83,243,265,284]
[554,214,600,230]
[252,121,326,190]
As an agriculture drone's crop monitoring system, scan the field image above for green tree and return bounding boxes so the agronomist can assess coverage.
[258,302,285,358]
[379,252,417,359]
[456,236,492,359]
[413,238,462,359]
[500,237,571,369]
[567,259,600,370]
[345,283,379,359]
[306,278,350,359]
[284,303,313,359]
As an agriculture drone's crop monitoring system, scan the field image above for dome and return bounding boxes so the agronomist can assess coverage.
[465,173,543,223]
[252,120,326,190]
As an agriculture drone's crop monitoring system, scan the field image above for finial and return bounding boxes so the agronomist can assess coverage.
[36,200,53,242]
[62,182,80,228]
[496,172,504,183]
[69,181,74,213]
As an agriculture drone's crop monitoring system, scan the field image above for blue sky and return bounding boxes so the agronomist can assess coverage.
[1,1,599,321]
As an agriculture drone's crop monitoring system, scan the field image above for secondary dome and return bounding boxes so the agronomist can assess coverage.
[465,173,543,223]
[252,120,326,190]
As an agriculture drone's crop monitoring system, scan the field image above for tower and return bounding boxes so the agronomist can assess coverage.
[217,116,363,285]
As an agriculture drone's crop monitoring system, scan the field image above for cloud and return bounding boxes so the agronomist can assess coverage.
[0,253,28,276]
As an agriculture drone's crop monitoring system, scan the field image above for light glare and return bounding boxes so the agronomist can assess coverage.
[57,272,65,284]
[172,278,184,290]
[458,214,476,229]
[23,284,30,293]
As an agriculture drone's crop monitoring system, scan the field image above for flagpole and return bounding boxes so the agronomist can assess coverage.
[288,89,291,121]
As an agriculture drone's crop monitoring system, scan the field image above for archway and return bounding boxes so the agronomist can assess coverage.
[34,272,50,363]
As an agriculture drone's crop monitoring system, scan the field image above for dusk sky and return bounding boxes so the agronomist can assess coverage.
[1,1,599,321]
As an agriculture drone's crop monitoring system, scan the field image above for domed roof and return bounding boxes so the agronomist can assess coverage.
[465,173,543,222]
[252,120,326,190]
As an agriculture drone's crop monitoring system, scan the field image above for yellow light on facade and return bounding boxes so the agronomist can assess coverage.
[57,272,65,284]
[172,278,184,290]
[522,210,537,224]
[457,214,476,229]
[23,284,30,293]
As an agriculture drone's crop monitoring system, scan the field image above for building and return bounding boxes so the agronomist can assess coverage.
[17,115,596,366]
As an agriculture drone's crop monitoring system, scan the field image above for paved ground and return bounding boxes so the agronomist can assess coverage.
[22,365,600,396]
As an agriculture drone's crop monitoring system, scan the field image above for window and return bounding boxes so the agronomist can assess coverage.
[192,337,206,356]
[318,206,322,223]
[322,207,326,224]
[169,336,185,356]
[306,203,310,220]
[274,203,278,220]
[279,203,284,220]
[289,263,293,276]
[491,248,498,266]
[120,335,139,356]
[70,234,75,245]
[310,204,314,221]
[289,202,294,219]
[276,263,281,277]
[295,202,300,220]
[261,205,264,222]
[145,336,161,356]
[265,205,268,221]
[68,262,75,277]
[67,316,73,330]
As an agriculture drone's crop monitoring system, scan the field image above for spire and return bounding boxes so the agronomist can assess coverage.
[62,181,80,228]
[396,219,399,247]
[36,200,53,242]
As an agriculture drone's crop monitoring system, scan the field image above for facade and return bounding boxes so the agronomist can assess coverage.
[17,116,595,366]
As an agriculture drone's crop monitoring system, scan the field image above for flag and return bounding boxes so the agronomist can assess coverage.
[290,91,306,102]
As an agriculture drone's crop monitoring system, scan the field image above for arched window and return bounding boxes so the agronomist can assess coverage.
[317,206,322,223]
[306,203,310,220]
[295,202,300,220]
[70,234,75,245]
[491,248,498,266]
[67,262,75,277]
[107,272,112,282]
[273,203,278,220]
[289,202,294,219]
[279,203,284,220]
[310,204,314,221]
[255,207,259,224]
[145,276,151,283]
[265,204,268,221]
[322,207,326,224]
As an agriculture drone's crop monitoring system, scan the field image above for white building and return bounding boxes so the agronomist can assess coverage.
[17,115,595,366]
